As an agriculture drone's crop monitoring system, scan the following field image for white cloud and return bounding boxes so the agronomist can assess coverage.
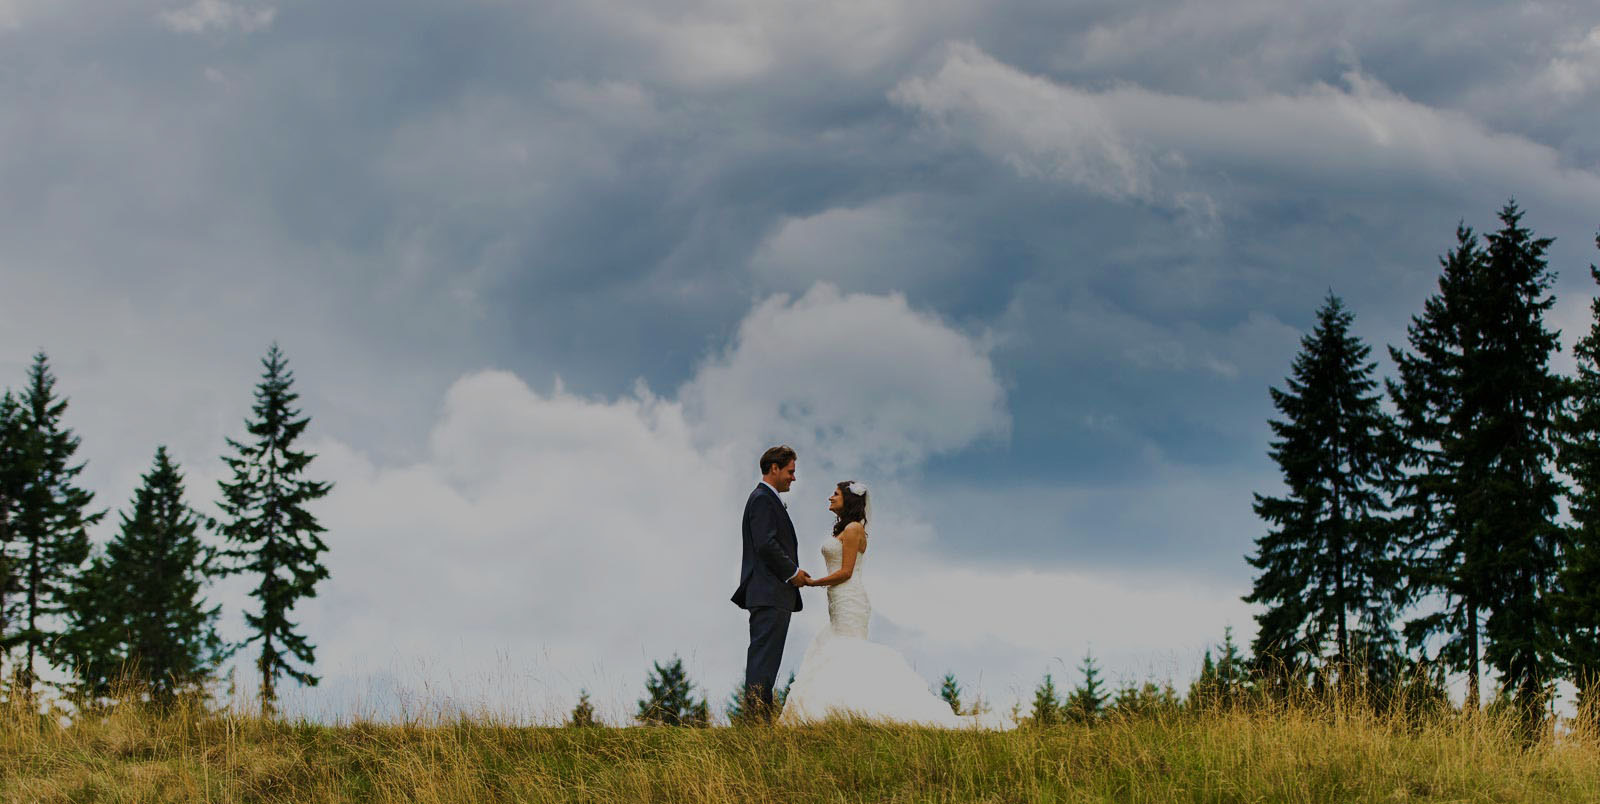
[892,42,1600,216]
[873,561,1252,678]
[1067,0,1355,92]
[160,0,276,35]
[749,198,977,310]
[679,284,1008,473]
[1537,26,1600,100]
[891,43,1153,203]
[588,0,972,89]
[300,373,735,721]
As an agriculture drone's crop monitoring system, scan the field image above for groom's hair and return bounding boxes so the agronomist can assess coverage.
[759,445,797,474]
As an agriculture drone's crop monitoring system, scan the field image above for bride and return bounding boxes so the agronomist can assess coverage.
[777,481,1010,729]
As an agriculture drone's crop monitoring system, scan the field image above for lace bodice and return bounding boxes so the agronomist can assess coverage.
[820,534,870,637]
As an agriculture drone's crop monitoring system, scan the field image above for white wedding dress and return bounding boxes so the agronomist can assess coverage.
[777,532,1010,729]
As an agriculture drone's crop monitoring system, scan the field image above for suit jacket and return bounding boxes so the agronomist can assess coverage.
[731,483,803,612]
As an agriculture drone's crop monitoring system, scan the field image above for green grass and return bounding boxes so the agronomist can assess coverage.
[3,699,1599,803]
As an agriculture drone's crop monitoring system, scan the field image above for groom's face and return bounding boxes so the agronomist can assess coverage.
[770,460,796,493]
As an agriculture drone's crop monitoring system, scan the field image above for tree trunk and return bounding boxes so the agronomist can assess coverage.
[24,536,38,694]
[1333,445,1348,681]
[1466,600,1480,711]
[259,635,275,717]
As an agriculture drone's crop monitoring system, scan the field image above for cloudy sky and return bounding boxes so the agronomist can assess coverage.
[3,0,1600,722]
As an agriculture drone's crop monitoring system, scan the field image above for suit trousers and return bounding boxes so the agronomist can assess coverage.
[744,605,791,720]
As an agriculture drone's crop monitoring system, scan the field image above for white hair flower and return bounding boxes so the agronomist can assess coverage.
[847,481,868,497]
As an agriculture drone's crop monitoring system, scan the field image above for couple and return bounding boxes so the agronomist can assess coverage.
[732,444,1002,728]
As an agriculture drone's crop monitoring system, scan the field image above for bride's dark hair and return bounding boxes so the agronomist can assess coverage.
[832,481,868,537]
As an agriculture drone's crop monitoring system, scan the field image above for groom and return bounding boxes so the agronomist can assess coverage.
[731,444,809,722]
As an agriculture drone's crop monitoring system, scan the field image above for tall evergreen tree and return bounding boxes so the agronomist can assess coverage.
[1064,651,1108,723]
[0,354,102,695]
[635,655,709,727]
[1389,225,1488,706]
[1389,205,1566,722]
[939,672,963,715]
[1555,236,1600,716]
[1029,672,1061,726]
[1476,207,1567,729]
[1245,293,1401,689]
[61,447,228,705]
[215,344,332,714]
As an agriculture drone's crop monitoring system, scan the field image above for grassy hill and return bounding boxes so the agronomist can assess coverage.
[4,696,1599,802]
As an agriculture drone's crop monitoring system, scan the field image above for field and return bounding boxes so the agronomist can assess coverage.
[5,693,1600,804]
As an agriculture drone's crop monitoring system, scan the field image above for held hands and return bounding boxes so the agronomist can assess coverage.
[790,569,811,587]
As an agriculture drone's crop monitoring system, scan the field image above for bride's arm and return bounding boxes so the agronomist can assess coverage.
[806,525,865,587]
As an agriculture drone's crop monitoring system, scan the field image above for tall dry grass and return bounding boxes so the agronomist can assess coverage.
[3,683,1599,803]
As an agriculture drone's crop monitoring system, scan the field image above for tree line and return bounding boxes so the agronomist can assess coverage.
[598,649,1186,728]
[1241,201,1600,736]
[0,344,331,715]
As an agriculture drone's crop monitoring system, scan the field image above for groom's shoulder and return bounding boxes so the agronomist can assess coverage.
[745,484,776,509]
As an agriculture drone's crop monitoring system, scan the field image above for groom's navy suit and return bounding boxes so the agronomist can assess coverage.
[732,482,801,718]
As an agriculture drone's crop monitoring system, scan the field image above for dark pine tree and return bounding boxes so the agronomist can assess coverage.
[1389,225,1488,707]
[1188,649,1219,710]
[216,344,333,715]
[1064,651,1108,724]
[1110,680,1181,718]
[0,392,25,664]
[1476,207,1567,731]
[568,689,599,727]
[939,672,963,715]
[1556,236,1600,721]
[1389,204,1566,725]
[1245,293,1402,692]
[53,552,120,704]
[635,655,709,727]
[1190,627,1250,709]
[62,447,229,705]
[1,354,102,696]
[1218,624,1248,697]
[1029,672,1061,726]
